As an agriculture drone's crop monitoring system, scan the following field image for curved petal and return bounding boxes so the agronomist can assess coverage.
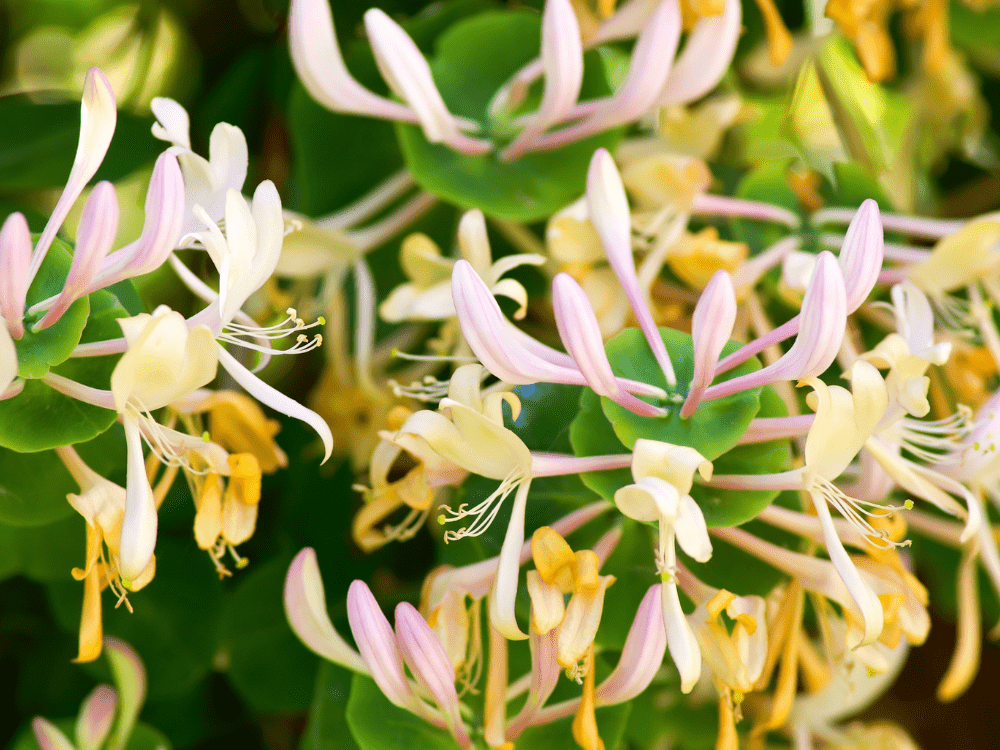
[489,482,531,640]
[656,0,741,105]
[284,548,370,672]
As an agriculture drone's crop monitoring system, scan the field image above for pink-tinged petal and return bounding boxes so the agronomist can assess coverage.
[508,628,560,738]
[681,270,736,418]
[394,603,472,749]
[76,684,117,750]
[596,584,666,704]
[838,199,884,312]
[656,0,741,105]
[103,636,147,750]
[28,68,117,286]
[587,149,677,385]
[703,252,846,401]
[347,580,417,710]
[489,482,531,641]
[284,548,369,673]
[288,0,415,122]
[0,212,31,337]
[0,323,17,394]
[119,415,158,584]
[591,0,662,45]
[94,153,184,289]
[217,346,333,463]
[31,718,75,750]
[552,273,666,416]
[364,10,490,155]
[502,0,584,160]
[35,181,119,331]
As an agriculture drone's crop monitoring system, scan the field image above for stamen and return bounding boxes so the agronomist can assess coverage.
[218,307,324,354]
[815,477,912,550]
[440,470,524,542]
[390,376,453,403]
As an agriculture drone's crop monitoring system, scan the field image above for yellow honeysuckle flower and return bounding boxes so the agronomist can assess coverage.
[666,227,749,290]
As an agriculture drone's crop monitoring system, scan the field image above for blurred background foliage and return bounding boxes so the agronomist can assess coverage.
[0,0,998,748]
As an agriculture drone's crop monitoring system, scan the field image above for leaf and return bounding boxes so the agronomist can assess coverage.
[398,11,621,221]
[217,556,319,713]
[300,663,361,750]
[732,162,801,252]
[0,95,163,192]
[569,388,631,508]
[599,329,763,461]
[345,675,457,750]
[0,274,128,452]
[15,239,90,380]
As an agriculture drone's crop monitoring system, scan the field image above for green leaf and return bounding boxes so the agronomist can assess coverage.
[0,279,127,452]
[300,663,361,750]
[688,386,791,527]
[0,95,163,192]
[569,388,631,507]
[398,11,621,221]
[599,328,763,461]
[0,425,124,527]
[346,675,457,750]
[0,514,85,580]
[16,239,90,380]
[218,556,319,713]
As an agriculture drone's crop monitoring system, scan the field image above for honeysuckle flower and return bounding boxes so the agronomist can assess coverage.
[526,526,616,670]
[58,445,155,663]
[352,406,469,552]
[501,0,584,161]
[151,96,248,236]
[863,282,952,418]
[381,210,545,323]
[587,148,677,385]
[681,269,736,417]
[451,259,666,408]
[0,323,17,396]
[614,439,712,692]
[25,67,116,289]
[716,198,884,376]
[110,306,218,581]
[703,251,848,402]
[23,148,185,334]
[284,553,473,748]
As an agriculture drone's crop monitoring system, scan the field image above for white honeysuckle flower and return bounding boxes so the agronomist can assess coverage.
[614,439,712,693]
[151,97,249,236]
[397,365,533,640]
[381,210,544,323]
[863,282,952,418]
[110,306,219,582]
[192,182,284,329]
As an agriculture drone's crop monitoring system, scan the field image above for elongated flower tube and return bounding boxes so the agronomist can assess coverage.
[587,148,677,385]
[451,260,664,401]
[285,549,370,672]
[395,603,473,749]
[655,0,742,106]
[27,67,117,288]
[594,584,666,704]
[288,0,416,122]
[0,323,16,396]
[347,580,418,710]
[76,684,117,750]
[681,270,736,418]
[552,273,665,417]
[501,0,584,161]
[35,182,118,331]
[0,212,31,338]
[364,10,490,155]
[702,251,846,401]
[717,199,883,375]
[529,0,681,151]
